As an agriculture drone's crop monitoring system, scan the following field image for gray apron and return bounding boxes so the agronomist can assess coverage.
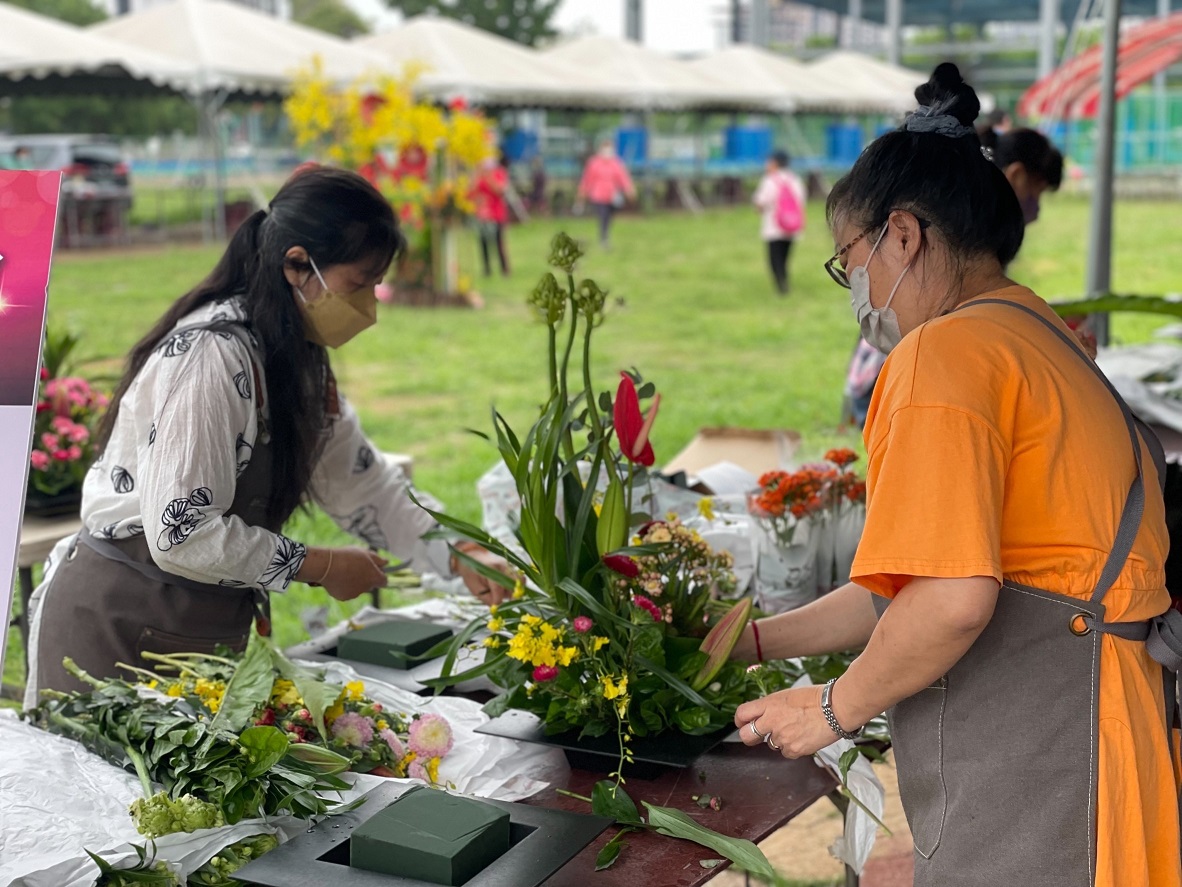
[35,320,291,696]
[875,299,1181,886]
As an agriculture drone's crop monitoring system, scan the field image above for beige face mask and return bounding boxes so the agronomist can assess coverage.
[294,256,377,349]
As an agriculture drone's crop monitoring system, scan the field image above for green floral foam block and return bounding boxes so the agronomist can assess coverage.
[349,787,511,884]
[337,621,454,670]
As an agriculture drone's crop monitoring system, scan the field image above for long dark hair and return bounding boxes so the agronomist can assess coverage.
[826,63,1025,272]
[979,126,1064,190]
[98,166,404,525]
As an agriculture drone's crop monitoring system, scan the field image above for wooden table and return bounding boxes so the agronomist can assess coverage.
[530,741,840,887]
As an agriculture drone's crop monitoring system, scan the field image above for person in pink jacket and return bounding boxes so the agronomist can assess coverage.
[576,141,636,247]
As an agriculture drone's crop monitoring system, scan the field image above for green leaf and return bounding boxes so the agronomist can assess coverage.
[674,706,712,733]
[267,643,341,743]
[635,654,718,713]
[451,544,517,591]
[633,624,665,667]
[691,598,752,691]
[209,632,273,735]
[642,802,776,881]
[1049,293,1182,319]
[596,472,627,556]
[595,828,633,871]
[838,747,860,782]
[591,779,643,825]
[238,725,290,778]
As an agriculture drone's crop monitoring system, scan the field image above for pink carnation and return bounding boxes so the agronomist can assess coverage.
[41,433,60,451]
[53,449,71,462]
[51,416,74,435]
[330,711,375,748]
[30,450,50,471]
[407,713,453,758]
[380,728,404,758]
[67,445,82,461]
[573,616,593,634]
[67,425,89,444]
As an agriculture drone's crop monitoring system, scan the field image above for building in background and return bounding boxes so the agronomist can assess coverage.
[712,0,884,52]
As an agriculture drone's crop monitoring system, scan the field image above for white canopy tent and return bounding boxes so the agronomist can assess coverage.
[806,50,927,115]
[0,1,191,95]
[355,16,614,109]
[542,34,776,111]
[90,0,391,95]
[687,45,908,114]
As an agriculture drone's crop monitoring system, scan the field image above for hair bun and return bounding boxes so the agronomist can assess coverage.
[914,62,981,128]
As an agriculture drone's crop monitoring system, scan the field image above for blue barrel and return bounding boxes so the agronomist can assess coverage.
[723,125,773,163]
[616,127,648,165]
[825,124,864,166]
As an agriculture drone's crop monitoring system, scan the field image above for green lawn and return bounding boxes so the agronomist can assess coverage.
[6,195,1179,690]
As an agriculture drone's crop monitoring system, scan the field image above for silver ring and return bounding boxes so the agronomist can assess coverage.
[765,734,781,751]
[747,720,768,740]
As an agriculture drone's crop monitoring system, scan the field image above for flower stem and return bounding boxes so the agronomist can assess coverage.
[556,788,593,804]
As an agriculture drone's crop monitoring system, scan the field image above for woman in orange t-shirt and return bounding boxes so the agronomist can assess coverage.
[733,64,1181,887]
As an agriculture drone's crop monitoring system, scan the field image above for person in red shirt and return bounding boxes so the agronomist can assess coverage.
[576,141,636,248]
[472,153,511,277]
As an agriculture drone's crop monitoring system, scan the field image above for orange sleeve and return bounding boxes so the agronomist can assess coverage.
[852,404,1008,598]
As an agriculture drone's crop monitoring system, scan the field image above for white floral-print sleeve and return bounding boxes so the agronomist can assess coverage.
[308,395,452,576]
[134,331,305,591]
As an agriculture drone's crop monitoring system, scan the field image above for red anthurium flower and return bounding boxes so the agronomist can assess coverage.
[613,373,660,467]
[603,554,640,578]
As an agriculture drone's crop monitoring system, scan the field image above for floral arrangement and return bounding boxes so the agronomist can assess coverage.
[131,644,453,783]
[27,330,109,499]
[749,449,866,546]
[285,60,496,297]
[423,235,784,776]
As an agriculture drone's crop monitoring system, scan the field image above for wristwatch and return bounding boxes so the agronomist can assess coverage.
[821,678,862,741]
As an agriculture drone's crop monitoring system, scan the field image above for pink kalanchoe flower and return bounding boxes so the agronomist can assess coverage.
[632,595,662,622]
[532,664,559,683]
[407,713,454,758]
[30,451,50,471]
[331,711,375,748]
[379,728,405,758]
[573,616,594,634]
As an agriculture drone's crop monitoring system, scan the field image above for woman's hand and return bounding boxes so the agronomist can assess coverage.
[734,684,842,759]
[317,547,387,602]
[452,541,514,607]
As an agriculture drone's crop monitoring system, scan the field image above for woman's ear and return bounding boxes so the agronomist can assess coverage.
[282,245,311,289]
[887,210,924,263]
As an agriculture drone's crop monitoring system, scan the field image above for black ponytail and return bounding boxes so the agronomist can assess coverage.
[98,167,404,526]
[826,62,1025,270]
[980,126,1064,190]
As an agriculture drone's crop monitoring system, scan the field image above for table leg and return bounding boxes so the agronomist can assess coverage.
[18,566,34,668]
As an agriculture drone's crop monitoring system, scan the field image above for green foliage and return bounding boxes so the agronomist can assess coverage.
[5,0,106,26]
[88,844,180,886]
[187,833,280,886]
[6,95,198,138]
[291,0,370,37]
[383,0,560,46]
[130,792,225,839]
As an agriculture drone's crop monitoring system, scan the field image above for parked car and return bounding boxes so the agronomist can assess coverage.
[0,135,132,202]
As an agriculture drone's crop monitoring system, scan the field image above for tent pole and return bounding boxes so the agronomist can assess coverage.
[207,90,229,244]
[752,0,770,48]
[886,0,903,67]
[845,0,863,51]
[1155,0,1170,164]
[624,0,642,43]
[1086,0,1122,347]
[1038,0,1060,79]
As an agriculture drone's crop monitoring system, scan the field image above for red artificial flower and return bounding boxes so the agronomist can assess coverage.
[602,554,640,578]
[532,664,559,683]
[613,373,660,467]
[448,97,469,113]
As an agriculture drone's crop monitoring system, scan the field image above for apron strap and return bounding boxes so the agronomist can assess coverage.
[956,299,1146,605]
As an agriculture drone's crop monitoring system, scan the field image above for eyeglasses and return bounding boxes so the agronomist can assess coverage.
[824,215,931,289]
[824,230,870,289]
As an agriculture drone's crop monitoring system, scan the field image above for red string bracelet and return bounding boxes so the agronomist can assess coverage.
[752,620,764,663]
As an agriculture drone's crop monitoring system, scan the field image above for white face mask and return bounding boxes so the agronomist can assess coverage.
[849,222,913,354]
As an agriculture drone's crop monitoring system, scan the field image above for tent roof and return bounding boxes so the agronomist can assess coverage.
[789,0,1162,26]
[688,44,919,113]
[0,1,191,95]
[355,16,613,108]
[90,0,390,96]
[542,34,775,110]
[807,50,926,114]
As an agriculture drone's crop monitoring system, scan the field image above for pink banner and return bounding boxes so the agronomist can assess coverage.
[0,170,62,673]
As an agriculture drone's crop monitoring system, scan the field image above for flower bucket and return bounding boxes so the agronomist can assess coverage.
[751,513,819,614]
[23,488,82,518]
[813,509,837,595]
[833,502,866,586]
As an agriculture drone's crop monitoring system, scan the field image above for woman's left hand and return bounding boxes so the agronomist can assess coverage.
[452,541,514,606]
[734,685,838,759]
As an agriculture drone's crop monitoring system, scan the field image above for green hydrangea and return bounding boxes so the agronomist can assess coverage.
[129,791,225,839]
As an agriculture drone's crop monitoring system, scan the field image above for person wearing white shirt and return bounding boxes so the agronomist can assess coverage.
[27,166,504,700]
[752,150,806,296]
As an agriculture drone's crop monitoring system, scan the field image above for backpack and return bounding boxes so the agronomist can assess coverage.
[774,175,803,234]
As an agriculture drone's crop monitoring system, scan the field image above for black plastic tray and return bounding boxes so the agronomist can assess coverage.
[475,709,735,779]
[235,782,613,887]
